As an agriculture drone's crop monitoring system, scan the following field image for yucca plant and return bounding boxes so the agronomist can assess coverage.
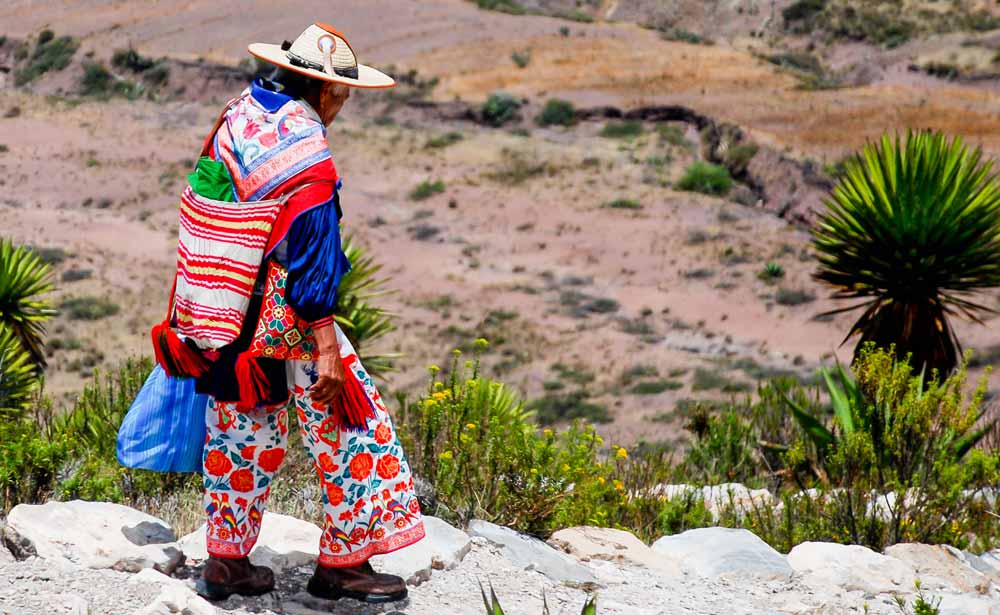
[479,580,596,615]
[0,239,56,367]
[334,235,397,375]
[0,327,39,418]
[812,130,1000,376]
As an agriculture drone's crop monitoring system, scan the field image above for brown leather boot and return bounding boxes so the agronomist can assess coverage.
[198,555,275,600]
[306,561,407,604]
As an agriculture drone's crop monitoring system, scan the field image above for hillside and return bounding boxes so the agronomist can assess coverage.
[2,0,1000,444]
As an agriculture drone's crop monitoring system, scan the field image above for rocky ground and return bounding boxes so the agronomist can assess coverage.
[2,499,1000,615]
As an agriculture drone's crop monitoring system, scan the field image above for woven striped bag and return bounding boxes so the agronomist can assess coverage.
[174,186,284,348]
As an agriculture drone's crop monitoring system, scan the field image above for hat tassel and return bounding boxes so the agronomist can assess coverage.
[320,38,335,76]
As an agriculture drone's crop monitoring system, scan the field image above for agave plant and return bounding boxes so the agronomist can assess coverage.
[334,235,397,375]
[479,580,596,615]
[0,326,39,418]
[0,239,55,367]
[812,130,1000,376]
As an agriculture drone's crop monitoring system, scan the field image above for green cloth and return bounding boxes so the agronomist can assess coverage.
[187,157,234,202]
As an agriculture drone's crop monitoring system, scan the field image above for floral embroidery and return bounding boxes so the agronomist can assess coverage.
[203,353,424,566]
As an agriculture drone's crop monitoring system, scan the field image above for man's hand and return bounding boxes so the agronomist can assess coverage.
[311,353,345,405]
[311,322,345,405]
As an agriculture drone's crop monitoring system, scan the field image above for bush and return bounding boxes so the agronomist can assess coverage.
[474,0,525,15]
[599,120,643,139]
[80,62,141,99]
[511,50,531,69]
[425,132,463,149]
[535,99,576,127]
[409,180,445,201]
[782,0,825,23]
[14,31,79,86]
[603,198,642,210]
[677,162,732,196]
[481,92,522,127]
[60,296,120,320]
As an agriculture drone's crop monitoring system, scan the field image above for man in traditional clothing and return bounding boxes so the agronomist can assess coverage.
[156,23,423,604]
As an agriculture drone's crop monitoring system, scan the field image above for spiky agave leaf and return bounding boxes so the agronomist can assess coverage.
[0,239,55,367]
[812,131,1000,376]
[0,326,39,418]
[334,235,397,375]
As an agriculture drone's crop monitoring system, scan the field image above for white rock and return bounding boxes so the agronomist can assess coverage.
[935,593,1000,615]
[136,583,215,615]
[548,526,681,578]
[885,543,991,594]
[1,500,183,574]
[179,511,321,574]
[371,516,470,586]
[651,527,792,581]
[467,519,596,585]
[787,542,917,594]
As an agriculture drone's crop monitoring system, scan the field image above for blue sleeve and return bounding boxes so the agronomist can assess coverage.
[284,187,352,322]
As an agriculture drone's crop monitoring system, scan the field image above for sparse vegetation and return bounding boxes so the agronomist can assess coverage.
[410,180,446,201]
[677,162,733,196]
[511,49,531,69]
[599,120,644,139]
[603,198,642,210]
[630,379,684,395]
[487,148,548,185]
[535,99,576,127]
[59,296,121,321]
[425,132,464,149]
[774,287,816,306]
[758,262,785,282]
[14,30,79,86]
[481,91,523,127]
[472,0,525,15]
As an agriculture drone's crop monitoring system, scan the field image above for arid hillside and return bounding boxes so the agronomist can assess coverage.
[2,0,1000,445]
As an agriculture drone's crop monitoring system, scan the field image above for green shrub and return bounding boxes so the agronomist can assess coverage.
[111,48,155,72]
[511,50,531,69]
[60,296,120,320]
[599,120,643,139]
[410,180,446,201]
[14,31,79,86]
[603,198,642,210]
[395,342,613,533]
[425,132,464,149]
[531,390,611,425]
[80,62,141,99]
[775,287,815,306]
[758,262,785,282]
[473,0,525,15]
[782,0,825,23]
[481,92,522,127]
[630,379,683,395]
[677,162,732,196]
[535,99,576,127]
[660,28,710,45]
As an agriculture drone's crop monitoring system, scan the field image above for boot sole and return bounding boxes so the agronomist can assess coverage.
[199,580,274,601]
[306,577,408,604]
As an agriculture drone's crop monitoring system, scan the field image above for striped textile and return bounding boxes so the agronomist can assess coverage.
[174,186,284,348]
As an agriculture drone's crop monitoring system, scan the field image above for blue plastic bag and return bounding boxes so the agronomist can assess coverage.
[116,365,209,473]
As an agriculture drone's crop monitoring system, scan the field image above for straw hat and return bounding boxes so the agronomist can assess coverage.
[248,23,395,89]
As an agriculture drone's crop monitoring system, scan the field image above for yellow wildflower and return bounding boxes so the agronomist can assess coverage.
[543,428,553,438]
[475,338,489,350]
[616,447,629,460]
[595,435,604,446]
[423,398,436,409]
[613,479,625,492]
[597,476,606,485]
[466,422,477,430]
[561,464,570,472]
[439,451,453,461]
[530,468,538,475]
[452,348,462,356]
[428,365,441,374]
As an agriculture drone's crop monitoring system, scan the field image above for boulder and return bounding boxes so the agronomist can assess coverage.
[700,483,772,518]
[885,543,992,594]
[934,593,1000,615]
[787,542,917,595]
[370,516,471,586]
[548,526,681,577]
[651,527,791,581]
[178,511,321,574]
[1,500,183,574]
[467,519,596,585]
